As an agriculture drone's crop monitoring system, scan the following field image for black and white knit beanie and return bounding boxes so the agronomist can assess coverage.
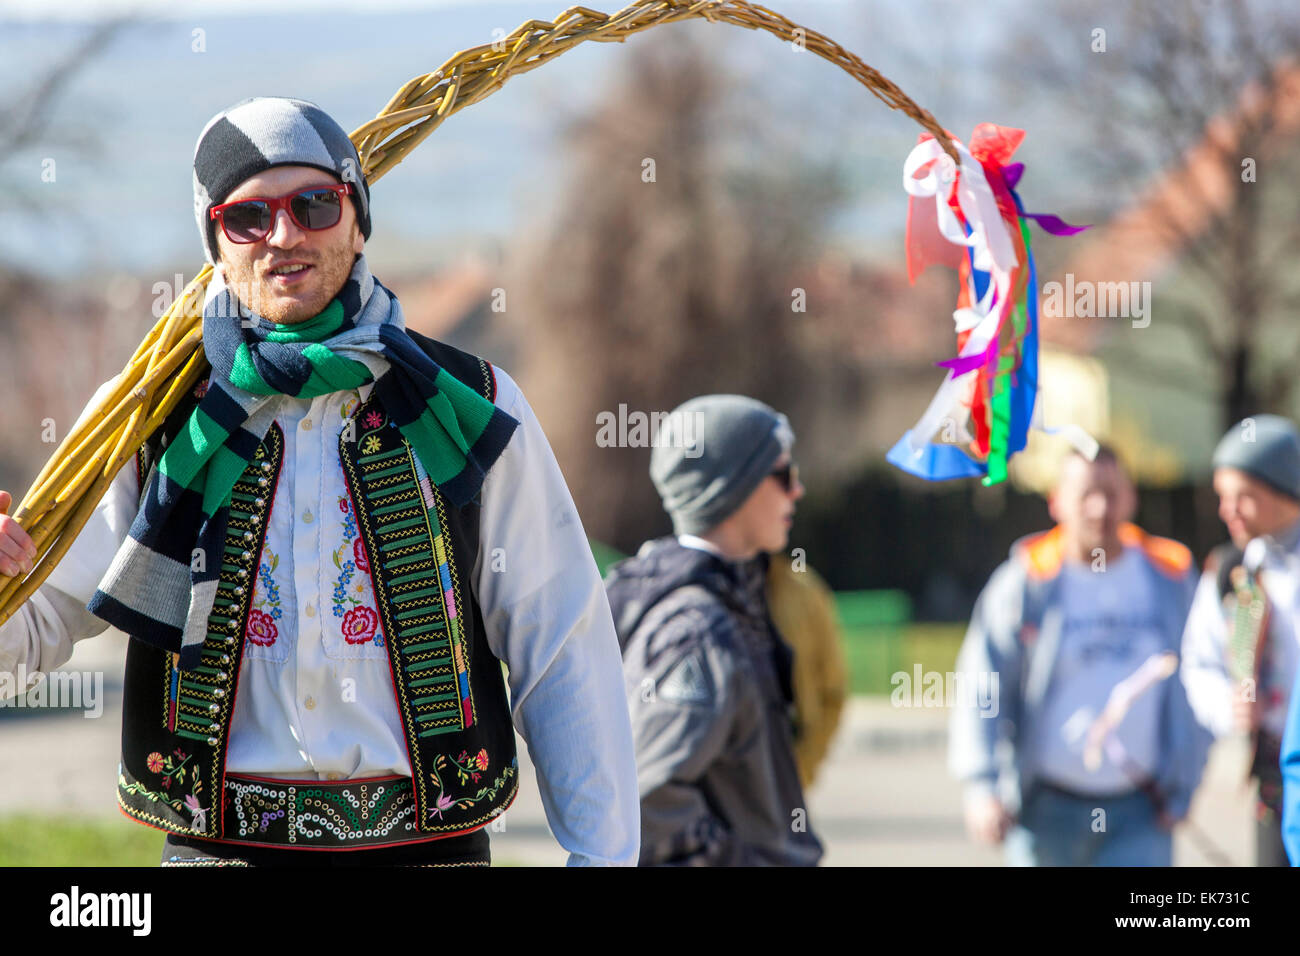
[192,96,372,265]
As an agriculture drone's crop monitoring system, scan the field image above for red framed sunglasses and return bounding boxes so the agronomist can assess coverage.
[209,183,353,244]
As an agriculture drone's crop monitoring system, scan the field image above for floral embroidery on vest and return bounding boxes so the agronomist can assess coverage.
[122,747,208,832]
[248,548,283,647]
[332,493,384,647]
[340,390,361,422]
[428,750,517,820]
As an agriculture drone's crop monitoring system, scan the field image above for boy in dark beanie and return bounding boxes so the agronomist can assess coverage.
[605,394,824,866]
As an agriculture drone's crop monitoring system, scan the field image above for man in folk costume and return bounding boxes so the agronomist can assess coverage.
[0,97,639,866]
[1183,415,1300,867]
[950,446,1209,866]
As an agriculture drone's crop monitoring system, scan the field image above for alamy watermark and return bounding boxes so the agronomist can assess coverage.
[50,886,150,936]
[890,664,999,717]
[1041,273,1151,329]
[595,404,704,458]
[0,663,104,717]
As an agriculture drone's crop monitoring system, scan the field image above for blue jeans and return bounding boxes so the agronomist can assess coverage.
[1004,784,1172,867]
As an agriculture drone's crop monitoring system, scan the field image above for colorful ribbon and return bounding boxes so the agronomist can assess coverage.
[887,124,1089,486]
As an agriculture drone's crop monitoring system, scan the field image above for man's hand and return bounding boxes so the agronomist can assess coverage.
[0,491,35,578]
[964,793,1012,845]
[1230,686,1261,735]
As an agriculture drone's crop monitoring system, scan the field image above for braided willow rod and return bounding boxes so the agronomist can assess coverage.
[0,0,954,628]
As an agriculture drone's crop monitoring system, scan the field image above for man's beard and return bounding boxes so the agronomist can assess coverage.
[223,240,357,324]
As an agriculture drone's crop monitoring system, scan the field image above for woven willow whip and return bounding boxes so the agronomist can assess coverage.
[0,0,955,626]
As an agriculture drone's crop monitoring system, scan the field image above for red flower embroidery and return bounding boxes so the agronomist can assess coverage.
[475,749,489,771]
[364,410,383,429]
[342,606,379,645]
[247,608,278,646]
[193,379,210,400]
[339,497,351,514]
[353,537,370,574]
[147,752,164,774]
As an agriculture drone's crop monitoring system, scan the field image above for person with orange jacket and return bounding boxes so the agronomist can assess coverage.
[949,445,1210,866]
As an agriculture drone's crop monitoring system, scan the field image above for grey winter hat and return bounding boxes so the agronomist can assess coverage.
[650,394,795,536]
[192,96,372,265]
[1212,414,1300,501]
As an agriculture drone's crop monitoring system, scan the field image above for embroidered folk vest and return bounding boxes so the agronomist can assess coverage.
[115,333,519,843]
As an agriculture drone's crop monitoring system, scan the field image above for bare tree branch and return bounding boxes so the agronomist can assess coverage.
[0,17,130,165]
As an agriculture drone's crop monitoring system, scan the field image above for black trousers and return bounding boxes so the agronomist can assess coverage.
[160,827,491,867]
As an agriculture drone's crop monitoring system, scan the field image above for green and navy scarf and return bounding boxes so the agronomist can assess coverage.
[88,253,518,669]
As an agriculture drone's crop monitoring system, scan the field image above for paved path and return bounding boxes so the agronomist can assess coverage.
[0,632,1258,866]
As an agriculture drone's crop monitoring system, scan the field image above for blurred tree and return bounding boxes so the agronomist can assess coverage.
[504,28,849,551]
[1019,0,1300,429]
[0,17,129,223]
[0,17,137,492]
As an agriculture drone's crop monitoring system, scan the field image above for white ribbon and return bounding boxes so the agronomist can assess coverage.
[901,137,1017,455]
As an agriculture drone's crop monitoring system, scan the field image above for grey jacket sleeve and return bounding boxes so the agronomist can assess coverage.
[947,560,1025,803]
[627,599,762,866]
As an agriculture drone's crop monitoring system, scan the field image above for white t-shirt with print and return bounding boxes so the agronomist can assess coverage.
[1030,548,1166,795]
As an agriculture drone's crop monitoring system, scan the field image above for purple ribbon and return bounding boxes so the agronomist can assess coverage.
[1021,212,1090,236]
[936,340,998,375]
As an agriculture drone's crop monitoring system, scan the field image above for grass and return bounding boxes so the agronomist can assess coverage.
[0,813,163,867]
[843,622,967,697]
[0,814,533,866]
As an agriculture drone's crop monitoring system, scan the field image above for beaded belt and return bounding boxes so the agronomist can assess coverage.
[222,773,428,850]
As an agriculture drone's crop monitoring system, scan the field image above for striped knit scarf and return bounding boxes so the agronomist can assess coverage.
[88,253,518,670]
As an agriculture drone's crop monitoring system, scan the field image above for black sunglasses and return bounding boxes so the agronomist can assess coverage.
[770,461,799,492]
